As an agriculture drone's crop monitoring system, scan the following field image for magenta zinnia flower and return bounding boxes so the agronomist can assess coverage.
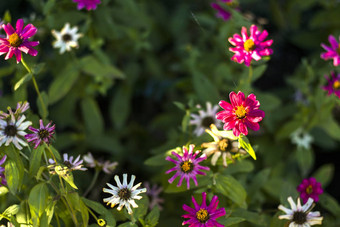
[216,91,265,137]
[297,177,323,204]
[211,3,231,21]
[228,24,273,67]
[321,35,340,66]
[0,19,39,63]
[322,72,340,98]
[165,145,210,189]
[25,119,55,149]
[73,0,101,11]
[182,192,226,226]
[0,155,7,185]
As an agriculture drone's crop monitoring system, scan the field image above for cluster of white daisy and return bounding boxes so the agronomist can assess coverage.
[51,23,83,54]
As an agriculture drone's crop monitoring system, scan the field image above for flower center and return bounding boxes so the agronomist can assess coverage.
[118,188,131,200]
[292,211,307,225]
[38,129,49,139]
[234,105,248,119]
[196,208,209,223]
[201,116,214,128]
[333,80,340,90]
[8,33,23,47]
[64,161,73,169]
[218,139,229,151]
[4,125,17,137]
[62,34,72,42]
[306,185,313,194]
[180,161,194,173]
[244,39,255,52]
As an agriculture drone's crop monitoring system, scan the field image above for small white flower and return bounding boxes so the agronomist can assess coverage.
[190,102,222,136]
[0,113,31,150]
[103,174,147,214]
[278,197,323,227]
[51,23,83,54]
[291,128,314,150]
[49,153,87,171]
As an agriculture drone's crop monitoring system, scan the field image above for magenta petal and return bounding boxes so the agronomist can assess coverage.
[16,19,24,33]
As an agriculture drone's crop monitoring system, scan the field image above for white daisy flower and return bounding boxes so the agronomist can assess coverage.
[49,153,87,172]
[291,128,314,150]
[51,23,83,54]
[190,102,222,136]
[278,197,323,227]
[103,174,147,214]
[0,113,31,150]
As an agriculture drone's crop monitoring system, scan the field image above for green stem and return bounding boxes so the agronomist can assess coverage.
[83,169,100,197]
[20,57,47,118]
[248,65,253,84]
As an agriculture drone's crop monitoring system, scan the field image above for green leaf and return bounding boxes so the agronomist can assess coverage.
[40,201,56,226]
[219,217,245,226]
[319,193,340,217]
[80,56,125,79]
[239,136,256,160]
[252,64,267,82]
[0,186,9,196]
[295,148,314,176]
[312,164,334,188]
[55,166,78,189]
[29,145,44,176]
[215,174,247,208]
[1,204,19,220]
[192,71,219,104]
[231,208,266,225]
[28,183,49,220]
[222,160,254,175]
[117,222,138,227]
[5,160,21,194]
[248,168,271,196]
[48,64,79,104]
[37,91,49,119]
[132,195,149,221]
[82,197,116,227]
[3,10,11,23]
[14,73,32,91]
[144,206,160,227]
[110,84,132,129]
[81,97,104,135]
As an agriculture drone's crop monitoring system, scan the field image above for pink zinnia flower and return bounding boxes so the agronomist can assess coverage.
[297,177,323,204]
[165,145,210,189]
[182,192,226,226]
[0,19,39,63]
[322,72,340,98]
[216,91,265,137]
[73,0,101,11]
[228,24,273,66]
[211,2,231,21]
[321,35,340,66]
[25,119,55,149]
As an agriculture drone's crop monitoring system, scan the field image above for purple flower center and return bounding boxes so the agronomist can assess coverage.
[4,125,17,137]
[196,208,209,223]
[333,80,340,90]
[201,116,215,128]
[38,129,50,139]
[234,105,248,119]
[180,161,194,173]
[118,188,131,200]
[244,39,255,52]
[9,33,23,47]
[62,34,72,42]
[306,185,313,194]
[218,139,229,152]
[292,211,307,225]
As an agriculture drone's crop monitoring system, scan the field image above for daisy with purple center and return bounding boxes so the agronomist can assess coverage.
[0,19,39,63]
[320,35,340,66]
[216,91,265,137]
[182,192,226,226]
[73,0,101,11]
[297,177,323,204]
[165,144,210,189]
[0,155,7,185]
[228,24,273,67]
[25,119,55,149]
[322,72,340,98]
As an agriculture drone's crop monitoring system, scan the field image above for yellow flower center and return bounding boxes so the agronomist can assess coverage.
[97,219,106,226]
[9,33,23,47]
[234,105,248,119]
[333,80,340,90]
[306,185,313,194]
[244,39,255,52]
[180,161,193,173]
[196,208,209,223]
[218,139,229,152]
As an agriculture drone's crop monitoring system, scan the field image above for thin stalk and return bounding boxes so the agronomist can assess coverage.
[83,169,100,197]
[248,65,253,84]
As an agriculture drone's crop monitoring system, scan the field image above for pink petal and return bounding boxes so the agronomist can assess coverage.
[15,19,24,33]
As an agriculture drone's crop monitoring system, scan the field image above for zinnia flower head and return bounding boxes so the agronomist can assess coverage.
[228,24,273,66]
[182,192,226,226]
[322,72,340,98]
[165,144,210,189]
[0,155,7,185]
[189,102,222,136]
[51,23,83,54]
[25,119,55,149]
[73,0,101,11]
[103,174,147,214]
[278,197,323,226]
[0,19,39,63]
[216,91,265,137]
[320,35,340,66]
[297,177,323,204]
[0,101,29,120]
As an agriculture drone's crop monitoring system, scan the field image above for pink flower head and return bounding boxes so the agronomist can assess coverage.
[323,72,340,98]
[73,0,101,11]
[211,3,231,21]
[165,144,210,189]
[216,91,265,137]
[321,35,340,66]
[182,192,226,226]
[25,119,55,149]
[0,19,39,63]
[297,177,323,204]
[228,24,273,66]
